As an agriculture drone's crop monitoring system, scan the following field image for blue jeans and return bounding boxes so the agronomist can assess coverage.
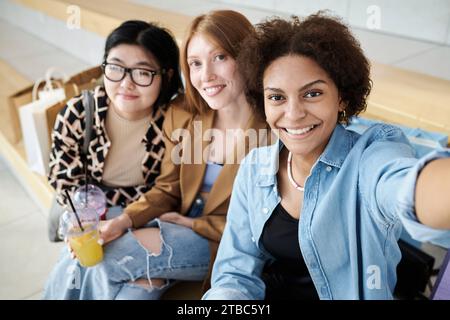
[43,196,210,299]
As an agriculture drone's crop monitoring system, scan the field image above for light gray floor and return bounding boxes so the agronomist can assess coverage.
[0,18,90,82]
[0,155,64,300]
[0,18,84,300]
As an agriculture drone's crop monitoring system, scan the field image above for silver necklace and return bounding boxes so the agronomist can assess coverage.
[287,151,305,192]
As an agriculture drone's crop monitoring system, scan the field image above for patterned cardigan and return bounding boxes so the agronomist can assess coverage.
[48,86,166,208]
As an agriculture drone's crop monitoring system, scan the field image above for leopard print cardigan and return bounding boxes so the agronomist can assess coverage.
[48,86,166,208]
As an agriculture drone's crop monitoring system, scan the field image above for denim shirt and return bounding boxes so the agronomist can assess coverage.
[203,124,450,300]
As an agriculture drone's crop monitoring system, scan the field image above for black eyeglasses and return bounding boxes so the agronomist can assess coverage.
[102,62,165,87]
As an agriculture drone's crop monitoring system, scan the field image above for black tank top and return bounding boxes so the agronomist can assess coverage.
[261,203,318,300]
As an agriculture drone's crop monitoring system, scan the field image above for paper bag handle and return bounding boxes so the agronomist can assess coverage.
[31,67,69,101]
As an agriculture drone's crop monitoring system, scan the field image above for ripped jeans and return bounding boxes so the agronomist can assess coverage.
[43,197,210,300]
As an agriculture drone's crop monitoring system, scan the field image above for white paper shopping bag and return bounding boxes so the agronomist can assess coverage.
[18,69,68,175]
[19,94,64,175]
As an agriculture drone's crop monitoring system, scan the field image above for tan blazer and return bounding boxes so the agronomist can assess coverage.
[124,97,272,290]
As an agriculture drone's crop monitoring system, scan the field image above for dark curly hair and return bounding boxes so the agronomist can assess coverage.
[238,12,372,124]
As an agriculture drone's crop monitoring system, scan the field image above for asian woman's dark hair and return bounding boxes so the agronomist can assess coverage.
[104,20,183,109]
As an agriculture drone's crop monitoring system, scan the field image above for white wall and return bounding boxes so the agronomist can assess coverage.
[219,0,450,45]
[0,0,104,66]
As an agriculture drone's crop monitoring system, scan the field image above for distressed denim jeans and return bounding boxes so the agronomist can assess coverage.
[43,196,210,300]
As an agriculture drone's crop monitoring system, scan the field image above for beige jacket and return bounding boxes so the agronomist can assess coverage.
[124,99,272,290]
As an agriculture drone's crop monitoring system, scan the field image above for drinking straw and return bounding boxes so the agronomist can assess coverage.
[84,161,88,206]
[65,189,84,232]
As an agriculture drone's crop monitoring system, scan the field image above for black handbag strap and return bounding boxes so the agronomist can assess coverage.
[81,89,94,155]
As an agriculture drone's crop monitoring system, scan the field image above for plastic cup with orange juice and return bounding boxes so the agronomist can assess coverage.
[67,223,103,267]
[61,207,104,267]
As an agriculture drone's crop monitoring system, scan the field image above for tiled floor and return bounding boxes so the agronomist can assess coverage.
[0,19,89,81]
[0,155,64,300]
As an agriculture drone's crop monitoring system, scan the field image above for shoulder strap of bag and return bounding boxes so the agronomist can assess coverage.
[81,90,94,155]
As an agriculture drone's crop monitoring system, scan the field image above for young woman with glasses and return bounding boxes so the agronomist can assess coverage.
[44,20,182,298]
[48,19,182,214]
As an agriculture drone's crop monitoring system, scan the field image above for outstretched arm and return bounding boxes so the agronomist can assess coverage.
[415,158,450,229]
[358,127,450,247]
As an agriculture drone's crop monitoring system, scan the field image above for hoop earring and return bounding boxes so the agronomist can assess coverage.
[340,110,347,123]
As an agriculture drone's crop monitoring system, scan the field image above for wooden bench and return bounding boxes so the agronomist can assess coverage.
[367,63,450,144]
[13,0,192,43]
